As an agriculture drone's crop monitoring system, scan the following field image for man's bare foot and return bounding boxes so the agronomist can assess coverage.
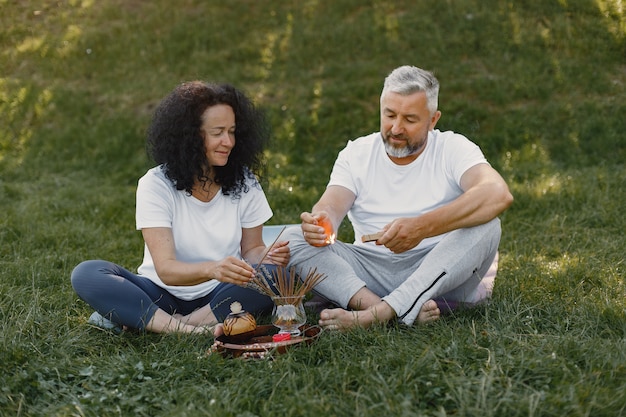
[319,300,395,331]
[319,300,440,330]
[417,299,440,324]
[319,308,371,331]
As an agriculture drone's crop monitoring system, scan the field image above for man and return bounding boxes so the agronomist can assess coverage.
[284,65,513,330]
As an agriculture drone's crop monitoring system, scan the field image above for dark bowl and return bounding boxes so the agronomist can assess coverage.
[210,325,322,359]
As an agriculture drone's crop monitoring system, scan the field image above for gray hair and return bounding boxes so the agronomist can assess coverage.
[382,66,439,115]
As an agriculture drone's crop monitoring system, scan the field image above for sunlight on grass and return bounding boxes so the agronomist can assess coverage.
[543,252,578,275]
[373,1,400,42]
[596,0,626,39]
[309,81,323,126]
[58,24,83,58]
[15,35,47,55]
[254,11,294,100]
[505,3,523,46]
[528,173,569,198]
[259,32,279,81]
[0,79,53,166]
[502,141,553,182]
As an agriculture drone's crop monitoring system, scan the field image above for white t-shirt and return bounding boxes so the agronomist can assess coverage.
[135,166,272,300]
[328,129,488,252]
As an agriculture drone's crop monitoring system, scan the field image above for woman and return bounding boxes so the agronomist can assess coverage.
[71,81,289,334]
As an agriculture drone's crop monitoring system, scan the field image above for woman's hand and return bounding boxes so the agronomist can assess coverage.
[265,240,290,266]
[209,256,255,285]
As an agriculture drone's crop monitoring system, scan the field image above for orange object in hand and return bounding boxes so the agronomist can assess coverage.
[311,218,336,247]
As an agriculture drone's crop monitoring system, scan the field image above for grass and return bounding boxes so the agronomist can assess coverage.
[1,0,625,415]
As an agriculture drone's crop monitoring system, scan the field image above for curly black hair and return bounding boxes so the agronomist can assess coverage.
[146,81,270,197]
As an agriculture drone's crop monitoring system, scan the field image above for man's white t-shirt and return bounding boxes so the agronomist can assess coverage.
[328,129,488,252]
[135,166,272,300]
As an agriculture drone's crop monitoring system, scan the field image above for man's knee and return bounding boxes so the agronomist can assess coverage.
[465,218,502,250]
[282,225,303,242]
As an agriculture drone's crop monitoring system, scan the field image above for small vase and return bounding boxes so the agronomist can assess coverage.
[223,301,256,337]
[271,295,306,336]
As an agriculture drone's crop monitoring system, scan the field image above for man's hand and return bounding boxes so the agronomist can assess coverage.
[300,211,335,247]
[377,217,426,253]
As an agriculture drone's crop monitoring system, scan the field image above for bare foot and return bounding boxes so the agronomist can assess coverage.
[319,300,395,331]
[416,299,440,324]
[319,308,370,331]
[190,323,224,337]
[319,299,440,330]
[147,309,217,334]
[212,323,224,337]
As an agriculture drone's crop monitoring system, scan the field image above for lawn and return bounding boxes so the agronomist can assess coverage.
[1,0,625,416]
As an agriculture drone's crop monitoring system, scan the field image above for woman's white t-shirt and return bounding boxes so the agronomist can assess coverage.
[328,129,488,252]
[135,166,272,300]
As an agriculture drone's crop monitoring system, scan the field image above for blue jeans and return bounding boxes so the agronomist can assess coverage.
[71,260,276,330]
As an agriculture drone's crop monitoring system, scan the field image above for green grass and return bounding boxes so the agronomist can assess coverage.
[1,0,625,415]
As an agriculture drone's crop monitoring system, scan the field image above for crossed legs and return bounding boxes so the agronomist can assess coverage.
[70,260,271,335]
[318,289,441,330]
[285,218,501,330]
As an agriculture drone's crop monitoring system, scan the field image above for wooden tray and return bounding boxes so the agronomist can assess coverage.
[209,324,321,359]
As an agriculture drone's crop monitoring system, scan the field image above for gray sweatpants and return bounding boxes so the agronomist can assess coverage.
[284,218,501,325]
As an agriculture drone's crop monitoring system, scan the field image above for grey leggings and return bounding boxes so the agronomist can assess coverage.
[284,218,501,325]
[71,260,275,330]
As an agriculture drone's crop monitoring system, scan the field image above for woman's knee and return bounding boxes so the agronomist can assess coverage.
[70,260,111,291]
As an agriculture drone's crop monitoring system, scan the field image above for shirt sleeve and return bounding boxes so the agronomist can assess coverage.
[445,134,489,185]
[239,179,273,228]
[135,170,175,230]
[328,140,358,194]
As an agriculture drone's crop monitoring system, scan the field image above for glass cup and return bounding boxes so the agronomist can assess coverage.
[271,295,306,336]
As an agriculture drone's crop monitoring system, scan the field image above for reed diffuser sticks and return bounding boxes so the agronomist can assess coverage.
[247,265,326,299]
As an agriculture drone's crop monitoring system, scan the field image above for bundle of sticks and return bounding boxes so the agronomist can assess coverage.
[248,265,326,299]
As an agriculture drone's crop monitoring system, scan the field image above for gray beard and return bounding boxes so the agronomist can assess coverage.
[382,133,427,158]
[384,142,419,158]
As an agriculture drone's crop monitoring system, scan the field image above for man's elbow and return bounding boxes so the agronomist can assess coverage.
[498,184,514,212]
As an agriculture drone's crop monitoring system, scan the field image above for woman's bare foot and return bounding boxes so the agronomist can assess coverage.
[416,299,440,324]
[146,309,213,334]
[173,305,217,327]
[211,323,224,337]
[189,323,223,337]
